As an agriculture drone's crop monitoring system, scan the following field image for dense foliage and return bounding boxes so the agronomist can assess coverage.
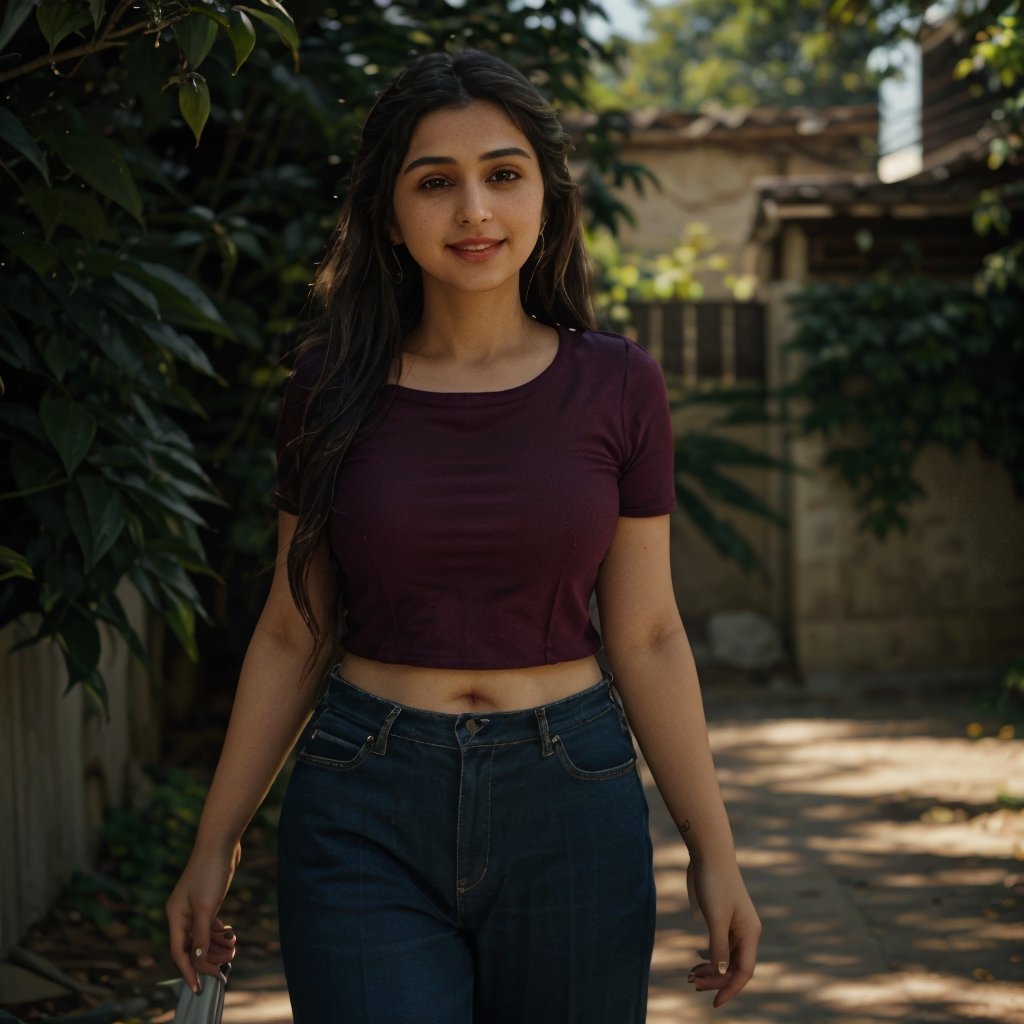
[604,0,886,110]
[0,0,645,705]
[782,1,1023,537]
[784,272,1023,536]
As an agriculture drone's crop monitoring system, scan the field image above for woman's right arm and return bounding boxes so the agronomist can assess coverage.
[165,511,334,992]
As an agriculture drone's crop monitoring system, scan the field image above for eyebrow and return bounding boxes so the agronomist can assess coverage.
[402,147,533,175]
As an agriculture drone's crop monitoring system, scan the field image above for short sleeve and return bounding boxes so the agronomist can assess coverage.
[619,340,677,517]
[270,347,325,515]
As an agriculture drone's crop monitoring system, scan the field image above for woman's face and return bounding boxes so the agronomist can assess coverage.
[389,100,546,301]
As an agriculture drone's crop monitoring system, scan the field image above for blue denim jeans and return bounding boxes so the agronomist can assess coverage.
[277,668,656,1023]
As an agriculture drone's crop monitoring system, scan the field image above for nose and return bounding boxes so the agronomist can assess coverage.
[456,181,491,226]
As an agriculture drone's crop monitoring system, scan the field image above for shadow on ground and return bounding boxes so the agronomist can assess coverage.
[646,693,1024,1024]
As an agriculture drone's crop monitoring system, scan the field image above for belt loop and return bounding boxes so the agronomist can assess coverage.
[535,707,554,757]
[372,706,401,756]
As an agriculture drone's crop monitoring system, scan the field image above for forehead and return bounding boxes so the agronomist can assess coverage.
[403,100,535,161]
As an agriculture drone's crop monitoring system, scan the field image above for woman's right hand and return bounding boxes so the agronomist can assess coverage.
[166,841,242,993]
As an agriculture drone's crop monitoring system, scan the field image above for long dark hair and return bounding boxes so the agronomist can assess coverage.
[286,49,595,652]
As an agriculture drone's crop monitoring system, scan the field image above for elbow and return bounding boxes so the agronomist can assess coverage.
[605,618,688,666]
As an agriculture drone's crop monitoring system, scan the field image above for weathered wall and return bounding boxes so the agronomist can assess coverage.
[615,143,852,296]
[791,433,1024,689]
[0,585,159,955]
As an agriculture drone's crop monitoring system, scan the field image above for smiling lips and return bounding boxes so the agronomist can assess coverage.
[449,237,505,261]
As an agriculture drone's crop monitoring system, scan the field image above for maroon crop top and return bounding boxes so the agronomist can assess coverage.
[271,326,676,668]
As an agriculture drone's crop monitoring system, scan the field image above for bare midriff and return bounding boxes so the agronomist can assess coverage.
[336,652,605,714]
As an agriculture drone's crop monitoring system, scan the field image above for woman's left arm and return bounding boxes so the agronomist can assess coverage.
[596,513,761,1008]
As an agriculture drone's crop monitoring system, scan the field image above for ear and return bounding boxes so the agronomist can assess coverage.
[387,213,403,246]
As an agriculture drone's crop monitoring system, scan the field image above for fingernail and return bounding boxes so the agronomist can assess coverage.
[717,961,728,975]
[194,946,204,958]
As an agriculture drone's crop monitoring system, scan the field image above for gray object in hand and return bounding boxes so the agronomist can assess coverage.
[173,964,229,1024]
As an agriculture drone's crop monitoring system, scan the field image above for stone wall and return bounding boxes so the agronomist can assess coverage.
[791,434,1024,691]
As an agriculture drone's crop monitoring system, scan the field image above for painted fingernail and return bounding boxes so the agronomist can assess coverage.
[717,961,728,975]
[194,946,204,958]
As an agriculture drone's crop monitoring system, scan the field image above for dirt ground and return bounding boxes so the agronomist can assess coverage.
[5,687,1022,1024]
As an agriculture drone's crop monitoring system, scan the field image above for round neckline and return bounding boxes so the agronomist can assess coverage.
[387,323,570,405]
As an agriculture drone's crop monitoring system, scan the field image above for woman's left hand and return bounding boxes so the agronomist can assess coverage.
[194,917,238,978]
[685,857,761,1007]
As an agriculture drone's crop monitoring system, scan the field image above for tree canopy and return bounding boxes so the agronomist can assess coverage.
[609,0,886,110]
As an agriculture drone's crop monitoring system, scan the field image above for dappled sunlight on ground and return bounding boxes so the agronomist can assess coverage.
[644,695,1024,1023]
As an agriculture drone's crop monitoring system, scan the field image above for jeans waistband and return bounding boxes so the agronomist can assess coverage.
[322,665,620,750]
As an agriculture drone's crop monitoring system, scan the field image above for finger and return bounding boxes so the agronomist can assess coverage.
[167,904,201,995]
[190,910,215,983]
[203,938,238,968]
[712,930,760,1008]
[688,966,729,993]
[707,919,732,985]
[207,918,237,952]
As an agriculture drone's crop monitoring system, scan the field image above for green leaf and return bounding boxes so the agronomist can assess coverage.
[79,473,125,567]
[0,545,34,582]
[173,14,217,70]
[40,392,97,476]
[42,333,78,380]
[178,73,211,146]
[159,586,198,661]
[226,8,255,74]
[121,475,209,527]
[4,236,59,278]
[112,272,161,319]
[137,320,218,378]
[237,4,299,69]
[45,129,144,225]
[129,260,231,336]
[59,602,102,684]
[96,593,152,670]
[36,0,92,53]
[23,184,109,241]
[0,108,49,184]
[89,0,104,29]
[0,0,37,52]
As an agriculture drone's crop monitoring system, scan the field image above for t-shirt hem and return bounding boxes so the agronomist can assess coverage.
[344,642,602,671]
[619,501,677,517]
[270,490,299,515]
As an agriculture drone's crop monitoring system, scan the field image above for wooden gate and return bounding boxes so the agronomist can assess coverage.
[626,300,766,385]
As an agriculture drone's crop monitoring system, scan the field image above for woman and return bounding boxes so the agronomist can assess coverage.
[166,49,760,1023]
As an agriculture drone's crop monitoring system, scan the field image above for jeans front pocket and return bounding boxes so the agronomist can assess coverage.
[552,706,637,782]
[296,705,377,772]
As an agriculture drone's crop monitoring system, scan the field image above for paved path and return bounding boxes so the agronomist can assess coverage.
[222,691,1023,1023]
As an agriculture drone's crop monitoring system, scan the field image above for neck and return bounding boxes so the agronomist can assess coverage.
[409,282,536,359]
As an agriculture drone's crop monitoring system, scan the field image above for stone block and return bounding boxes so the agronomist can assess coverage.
[795,560,842,621]
[795,622,840,673]
[707,610,785,670]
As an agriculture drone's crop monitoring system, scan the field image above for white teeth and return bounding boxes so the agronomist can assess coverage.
[456,243,497,251]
